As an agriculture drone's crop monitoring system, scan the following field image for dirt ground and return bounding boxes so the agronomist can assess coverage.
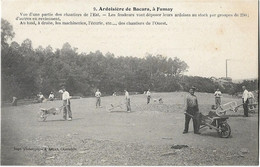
[1,92,259,165]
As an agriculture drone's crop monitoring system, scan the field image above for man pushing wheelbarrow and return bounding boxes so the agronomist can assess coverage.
[183,86,200,134]
[185,111,231,138]
[183,86,231,138]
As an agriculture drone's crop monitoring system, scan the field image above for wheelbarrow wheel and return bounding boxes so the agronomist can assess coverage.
[38,111,47,121]
[218,122,231,138]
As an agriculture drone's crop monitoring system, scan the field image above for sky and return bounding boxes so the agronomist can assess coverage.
[2,0,258,80]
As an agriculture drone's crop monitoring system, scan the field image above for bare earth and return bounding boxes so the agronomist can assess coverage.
[1,92,259,165]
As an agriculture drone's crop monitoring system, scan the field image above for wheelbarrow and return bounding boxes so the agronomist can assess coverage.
[215,101,258,115]
[185,111,231,138]
[38,106,63,121]
[212,101,240,116]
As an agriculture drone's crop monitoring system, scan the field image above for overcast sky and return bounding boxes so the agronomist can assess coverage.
[2,0,258,80]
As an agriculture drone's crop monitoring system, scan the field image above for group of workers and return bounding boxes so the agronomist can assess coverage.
[11,85,257,131]
[36,92,55,103]
[214,86,256,116]
[57,85,258,128]
[241,86,256,117]
[184,85,256,135]
[36,88,72,121]
[11,91,55,106]
[94,88,156,112]
[95,89,131,112]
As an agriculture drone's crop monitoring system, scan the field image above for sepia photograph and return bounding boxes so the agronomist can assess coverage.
[1,0,259,166]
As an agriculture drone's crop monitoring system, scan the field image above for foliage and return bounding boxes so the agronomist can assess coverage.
[2,19,256,101]
[1,19,15,48]
[234,80,258,92]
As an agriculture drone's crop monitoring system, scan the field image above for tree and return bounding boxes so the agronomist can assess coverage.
[171,57,189,76]
[1,19,15,48]
[10,41,20,50]
[45,45,54,55]
[20,38,33,56]
[61,42,77,57]
[35,45,44,53]
[3,19,229,100]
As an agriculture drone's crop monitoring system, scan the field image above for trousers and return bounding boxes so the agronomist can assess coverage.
[184,107,200,133]
[126,98,131,111]
[63,100,72,119]
[215,97,221,108]
[242,99,249,117]
[147,96,151,104]
[96,97,101,107]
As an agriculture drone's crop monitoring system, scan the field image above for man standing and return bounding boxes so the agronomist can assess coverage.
[124,89,131,112]
[12,96,18,106]
[49,92,55,101]
[38,92,45,103]
[112,92,117,96]
[214,88,222,108]
[242,86,249,117]
[62,86,72,121]
[183,86,200,134]
[146,89,151,104]
[95,89,102,108]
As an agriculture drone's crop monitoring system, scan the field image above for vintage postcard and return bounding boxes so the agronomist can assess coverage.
[1,0,258,165]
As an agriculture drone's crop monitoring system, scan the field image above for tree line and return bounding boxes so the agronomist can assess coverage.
[1,19,258,101]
